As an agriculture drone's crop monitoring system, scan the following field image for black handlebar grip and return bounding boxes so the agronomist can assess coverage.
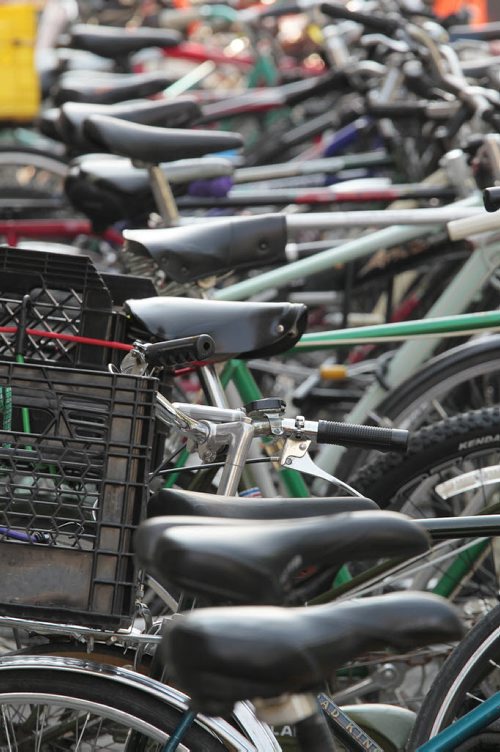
[320,3,400,34]
[367,101,429,119]
[317,420,409,452]
[483,187,500,213]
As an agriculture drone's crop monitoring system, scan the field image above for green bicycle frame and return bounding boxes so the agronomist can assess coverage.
[293,310,500,351]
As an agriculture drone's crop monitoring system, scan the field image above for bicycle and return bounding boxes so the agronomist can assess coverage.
[139,503,462,752]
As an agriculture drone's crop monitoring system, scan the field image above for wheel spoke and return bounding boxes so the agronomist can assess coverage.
[1,704,17,752]
[34,704,46,752]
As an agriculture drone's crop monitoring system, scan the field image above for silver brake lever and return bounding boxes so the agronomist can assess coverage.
[280,437,363,497]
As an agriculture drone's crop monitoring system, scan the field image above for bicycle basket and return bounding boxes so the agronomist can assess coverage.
[0,360,157,629]
[0,245,124,369]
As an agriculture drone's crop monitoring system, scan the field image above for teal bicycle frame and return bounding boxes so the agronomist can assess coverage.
[416,691,500,751]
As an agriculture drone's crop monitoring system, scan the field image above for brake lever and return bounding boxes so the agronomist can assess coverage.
[280,437,364,496]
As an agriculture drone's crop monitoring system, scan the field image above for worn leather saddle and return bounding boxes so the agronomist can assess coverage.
[125,297,307,361]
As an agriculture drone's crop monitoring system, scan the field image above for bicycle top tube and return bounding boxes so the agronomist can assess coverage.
[293,310,500,351]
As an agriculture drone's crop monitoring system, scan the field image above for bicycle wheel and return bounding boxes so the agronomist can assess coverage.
[375,336,500,430]
[351,406,500,528]
[0,147,70,219]
[0,655,245,751]
[409,603,500,750]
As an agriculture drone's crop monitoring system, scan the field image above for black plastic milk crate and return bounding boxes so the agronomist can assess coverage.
[0,245,121,369]
[0,360,157,629]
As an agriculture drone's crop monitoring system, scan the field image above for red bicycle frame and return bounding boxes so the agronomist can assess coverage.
[0,219,123,249]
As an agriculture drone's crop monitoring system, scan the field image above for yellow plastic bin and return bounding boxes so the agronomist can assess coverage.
[0,2,39,121]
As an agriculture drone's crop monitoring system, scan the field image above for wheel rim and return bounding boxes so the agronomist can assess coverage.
[0,693,176,751]
[428,624,500,739]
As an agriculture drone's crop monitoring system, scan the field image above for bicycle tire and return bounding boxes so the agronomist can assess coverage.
[348,407,500,619]
[408,603,500,749]
[0,655,239,751]
[350,406,500,510]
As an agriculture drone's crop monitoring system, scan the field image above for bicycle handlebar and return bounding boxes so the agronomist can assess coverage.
[163,400,409,453]
[448,211,500,240]
[320,2,401,34]
[279,417,409,452]
[144,335,215,367]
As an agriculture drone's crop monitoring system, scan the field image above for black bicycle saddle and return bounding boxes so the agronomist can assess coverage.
[64,155,233,229]
[83,115,243,163]
[69,24,182,59]
[147,487,379,519]
[59,98,201,149]
[161,593,464,714]
[147,511,430,604]
[54,72,173,107]
[136,492,379,572]
[124,214,287,284]
[124,297,307,360]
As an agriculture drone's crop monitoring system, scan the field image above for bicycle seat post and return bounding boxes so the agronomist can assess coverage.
[482,134,500,184]
[146,163,180,226]
[198,364,229,409]
[254,694,337,751]
[440,148,476,197]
